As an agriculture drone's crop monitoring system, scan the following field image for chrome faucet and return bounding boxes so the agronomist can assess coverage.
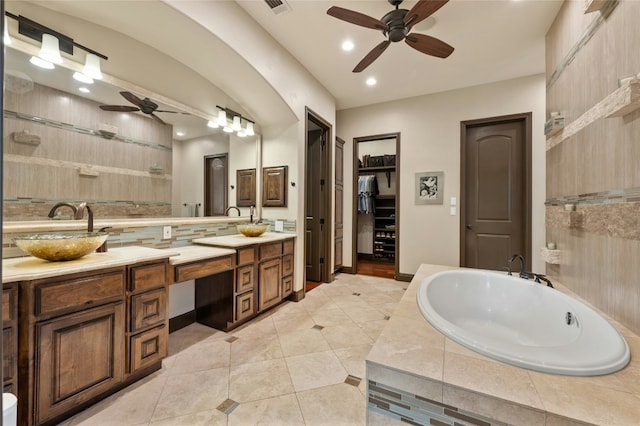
[506,254,553,288]
[225,206,241,217]
[75,202,94,232]
[250,205,255,223]
[48,202,77,219]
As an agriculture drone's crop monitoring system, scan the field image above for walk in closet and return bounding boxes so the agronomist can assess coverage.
[353,133,400,279]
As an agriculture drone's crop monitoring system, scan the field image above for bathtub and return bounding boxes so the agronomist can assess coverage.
[417,269,630,376]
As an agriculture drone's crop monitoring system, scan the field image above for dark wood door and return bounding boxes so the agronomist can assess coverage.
[306,128,324,281]
[204,154,228,216]
[334,138,344,272]
[461,115,531,271]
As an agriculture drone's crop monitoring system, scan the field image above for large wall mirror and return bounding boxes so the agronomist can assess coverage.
[3,20,260,221]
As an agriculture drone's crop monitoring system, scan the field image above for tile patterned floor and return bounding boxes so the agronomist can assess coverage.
[59,273,407,426]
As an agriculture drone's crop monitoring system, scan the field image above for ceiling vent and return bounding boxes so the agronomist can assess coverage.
[264,0,291,15]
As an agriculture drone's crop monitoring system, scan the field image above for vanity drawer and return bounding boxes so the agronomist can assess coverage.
[130,288,167,332]
[281,275,293,298]
[235,291,254,322]
[236,265,255,294]
[174,256,234,282]
[237,247,256,266]
[130,262,166,292]
[259,242,282,260]
[283,239,294,255]
[129,325,167,374]
[282,254,294,277]
[35,270,125,317]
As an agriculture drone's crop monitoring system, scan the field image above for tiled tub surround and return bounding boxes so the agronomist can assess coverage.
[367,264,640,426]
[2,217,297,259]
[545,0,640,341]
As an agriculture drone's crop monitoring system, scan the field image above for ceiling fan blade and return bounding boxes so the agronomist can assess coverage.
[327,6,387,31]
[353,40,391,73]
[99,105,140,112]
[405,33,454,58]
[404,0,449,27]
[119,91,145,108]
[150,113,166,125]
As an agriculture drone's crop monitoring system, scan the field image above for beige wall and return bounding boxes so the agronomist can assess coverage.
[338,74,547,275]
[545,0,640,334]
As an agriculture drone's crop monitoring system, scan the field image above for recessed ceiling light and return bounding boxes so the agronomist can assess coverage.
[176,131,185,137]
[78,87,90,93]
[366,77,377,86]
[341,40,354,51]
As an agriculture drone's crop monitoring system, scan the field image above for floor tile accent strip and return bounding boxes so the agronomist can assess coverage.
[225,336,239,343]
[344,375,362,387]
[216,398,239,415]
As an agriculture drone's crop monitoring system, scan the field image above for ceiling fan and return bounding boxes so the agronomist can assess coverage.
[327,0,454,73]
[99,91,186,125]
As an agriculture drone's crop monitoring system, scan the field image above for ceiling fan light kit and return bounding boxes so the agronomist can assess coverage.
[327,0,454,72]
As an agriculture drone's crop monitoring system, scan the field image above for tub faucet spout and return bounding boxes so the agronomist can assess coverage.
[507,254,527,278]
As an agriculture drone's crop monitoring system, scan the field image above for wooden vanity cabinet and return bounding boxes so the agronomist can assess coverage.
[19,267,126,426]
[258,242,283,311]
[17,258,170,426]
[3,283,18,394]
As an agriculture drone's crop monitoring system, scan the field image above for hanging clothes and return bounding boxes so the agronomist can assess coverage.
[358,175,378,214]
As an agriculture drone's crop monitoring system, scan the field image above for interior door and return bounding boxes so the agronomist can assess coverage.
[204,154,228,216]
[305,128,324,281]
[461,115,531,270]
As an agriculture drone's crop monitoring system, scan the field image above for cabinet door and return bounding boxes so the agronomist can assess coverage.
[36,302,125,424]
[258,258,281,311]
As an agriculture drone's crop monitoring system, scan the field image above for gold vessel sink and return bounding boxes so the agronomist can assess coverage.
[13,231,109,261]
[237,223,269,237]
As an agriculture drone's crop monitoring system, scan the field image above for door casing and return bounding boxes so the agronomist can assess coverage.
[351,132,401,280]
[459,112,532,268]
[304,107,333,284]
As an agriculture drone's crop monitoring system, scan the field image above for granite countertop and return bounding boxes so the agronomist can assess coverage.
[164,245,236,266]
[2,246,177,283]
[193,232,295,248]
[367,264,640,425]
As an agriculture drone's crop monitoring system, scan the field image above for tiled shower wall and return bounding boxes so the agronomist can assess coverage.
[545,0,640,334]
[3,80,173,220]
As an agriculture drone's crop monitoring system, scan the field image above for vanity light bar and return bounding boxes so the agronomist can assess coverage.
[5,11,108,60]
[215,105,256,136]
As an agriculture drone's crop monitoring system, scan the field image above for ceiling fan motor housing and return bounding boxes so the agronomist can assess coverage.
[140,98,159,114]
[382,9,408,42]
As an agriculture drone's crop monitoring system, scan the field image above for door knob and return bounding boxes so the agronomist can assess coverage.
[466,224,472,230]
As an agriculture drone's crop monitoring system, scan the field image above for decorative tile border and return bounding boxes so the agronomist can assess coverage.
[2,219,298,258]
[546,0,618,90]
[4,110,172,152]
[546,202,640,240]
[545,186,640,206]
[368,380,506,426]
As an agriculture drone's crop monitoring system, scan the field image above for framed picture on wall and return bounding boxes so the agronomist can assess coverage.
[415,171,444,205]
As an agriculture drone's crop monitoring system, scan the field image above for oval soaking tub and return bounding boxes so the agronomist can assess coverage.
[417,269,630,376]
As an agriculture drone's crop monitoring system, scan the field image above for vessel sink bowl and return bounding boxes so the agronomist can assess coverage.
[13,231,108,261]
[237,223,269,237]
